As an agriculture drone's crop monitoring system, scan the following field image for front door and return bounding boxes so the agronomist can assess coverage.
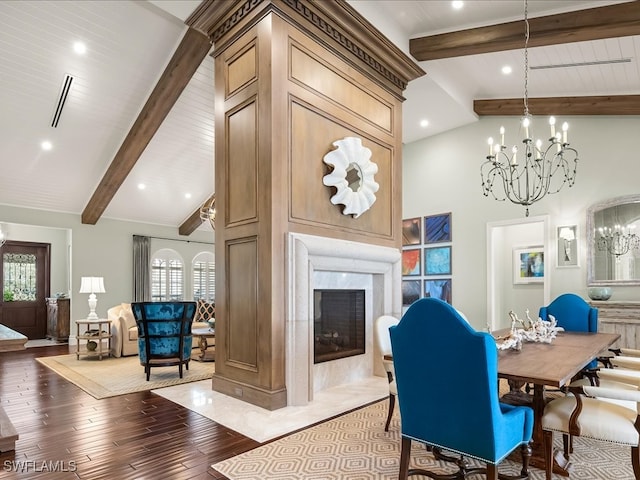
[0,241,50,338]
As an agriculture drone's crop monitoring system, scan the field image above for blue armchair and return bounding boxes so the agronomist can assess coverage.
[132,301,197,381]
[390,298,533,480]
[539,293,598,369]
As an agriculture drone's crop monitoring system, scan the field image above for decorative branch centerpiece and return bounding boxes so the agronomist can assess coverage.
[494,310,564,351]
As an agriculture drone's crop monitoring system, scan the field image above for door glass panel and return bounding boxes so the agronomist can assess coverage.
[3,253,37,301]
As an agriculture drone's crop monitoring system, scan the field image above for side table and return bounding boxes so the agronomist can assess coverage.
[76,319,112,360]
[192,327,215,362]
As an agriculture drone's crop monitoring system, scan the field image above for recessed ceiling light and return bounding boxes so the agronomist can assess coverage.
[73,42,87,55]
[137,183,146,190]
[420,119,429,128]
[501,65,513,75]
[452,1,464,10]
[41,141,52,151]
[185,193,192,199]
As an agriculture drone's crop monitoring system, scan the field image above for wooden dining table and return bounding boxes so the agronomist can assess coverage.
[496,330,620,476]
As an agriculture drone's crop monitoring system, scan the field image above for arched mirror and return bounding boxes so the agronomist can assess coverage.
[587,194,640,285]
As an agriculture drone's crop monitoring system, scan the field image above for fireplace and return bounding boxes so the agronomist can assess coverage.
[286,232,402,406]
[314,289,365,363]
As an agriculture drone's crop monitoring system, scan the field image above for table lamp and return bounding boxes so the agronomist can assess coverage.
[79,277,105,320]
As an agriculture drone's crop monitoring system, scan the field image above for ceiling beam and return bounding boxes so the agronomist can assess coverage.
[410,3,640,61]
[81,27,212,225]
[179,194,214,236]
[473,95,640,116]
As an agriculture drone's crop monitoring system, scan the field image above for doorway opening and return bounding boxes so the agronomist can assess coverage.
[486,215,550,331]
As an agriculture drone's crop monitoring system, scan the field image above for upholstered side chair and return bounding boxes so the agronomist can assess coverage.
[390,297,533,480]
[374,315,399,432]
[132,301,197,381]
[542,384,640,480]
[539,294,598,356]
[538,293,599,385]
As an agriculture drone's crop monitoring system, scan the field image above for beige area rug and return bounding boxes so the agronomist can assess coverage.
[36,354,214,399]
[212,400,635,480]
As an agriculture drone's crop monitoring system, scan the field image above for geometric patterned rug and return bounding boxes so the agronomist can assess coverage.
[36,354,214,399]
[212,400,635,480]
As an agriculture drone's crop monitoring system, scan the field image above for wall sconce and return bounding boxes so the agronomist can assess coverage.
[557,225,578,267]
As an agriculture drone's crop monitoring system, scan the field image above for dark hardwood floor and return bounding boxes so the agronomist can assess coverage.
[0,345,260,479]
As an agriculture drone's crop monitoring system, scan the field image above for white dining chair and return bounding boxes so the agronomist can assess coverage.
[374,315,399,431]
[542,384,640,480]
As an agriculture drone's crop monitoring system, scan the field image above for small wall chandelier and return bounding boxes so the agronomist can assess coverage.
[199,195,216,229]
[480,0,578,217]
[597,225,640,258]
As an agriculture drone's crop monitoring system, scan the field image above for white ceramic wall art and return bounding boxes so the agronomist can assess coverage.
[322,137,379,218]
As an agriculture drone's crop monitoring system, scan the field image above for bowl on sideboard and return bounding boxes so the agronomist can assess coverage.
[587,287,612,301]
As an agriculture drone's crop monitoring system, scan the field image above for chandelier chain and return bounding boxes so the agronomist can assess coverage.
[523,0,529,117]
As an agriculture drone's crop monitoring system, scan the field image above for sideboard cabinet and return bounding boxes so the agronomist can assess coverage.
[46,297,70,342]
[591,301,640,350]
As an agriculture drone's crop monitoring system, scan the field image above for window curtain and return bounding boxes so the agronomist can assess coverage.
[133,235,151,301]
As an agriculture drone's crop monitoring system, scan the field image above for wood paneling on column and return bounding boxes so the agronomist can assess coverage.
[189,0,422,410]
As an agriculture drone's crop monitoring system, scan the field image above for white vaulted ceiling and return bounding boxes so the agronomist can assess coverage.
[0,0,637,229]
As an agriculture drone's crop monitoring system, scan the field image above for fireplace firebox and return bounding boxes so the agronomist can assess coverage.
[313,289,365,363]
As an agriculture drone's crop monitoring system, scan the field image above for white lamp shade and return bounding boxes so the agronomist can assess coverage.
[559,227,575,242]
[79,277,105,294]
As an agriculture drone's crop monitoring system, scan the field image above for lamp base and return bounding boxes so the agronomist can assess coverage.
[87,294,99,320]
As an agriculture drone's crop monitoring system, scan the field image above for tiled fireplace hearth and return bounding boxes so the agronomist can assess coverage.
[286,233,402,406]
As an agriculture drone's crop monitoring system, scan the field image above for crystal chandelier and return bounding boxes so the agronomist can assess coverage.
[480,0,578,217]
[199,195,216,229]
[597,224,640,258]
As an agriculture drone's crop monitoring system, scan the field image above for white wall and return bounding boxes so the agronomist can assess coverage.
[0,205,214,323]
[402,115,640,330]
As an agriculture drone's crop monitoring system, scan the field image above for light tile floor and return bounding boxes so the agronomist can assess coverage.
[153,376,389,442]
[26,338,67,348]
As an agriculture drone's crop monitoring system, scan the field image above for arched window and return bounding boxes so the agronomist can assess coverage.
[192,251,215,302]
[151,249,184,301]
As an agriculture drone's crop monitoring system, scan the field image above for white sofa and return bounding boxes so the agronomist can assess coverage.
[108,302,213,357]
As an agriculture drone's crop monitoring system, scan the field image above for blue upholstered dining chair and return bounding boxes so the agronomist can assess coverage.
[390,298,533,480]
[539,293,598,369]
[132,301,197,381]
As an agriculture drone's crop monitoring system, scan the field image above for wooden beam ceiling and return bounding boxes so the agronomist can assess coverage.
[179,194,214,236]
[410,3,640,61]
[81,27,212,225]
[474,95,640,116]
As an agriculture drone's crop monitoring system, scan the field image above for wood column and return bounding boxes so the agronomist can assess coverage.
[187,0,423,409]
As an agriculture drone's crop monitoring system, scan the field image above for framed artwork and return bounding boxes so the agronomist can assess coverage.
[513,246,545,284]
[557,225,579,267]
[425,279,452,305]
[402,217,421,246]
[402,280,421,306]
[424,246,451,276]
[402,248,421,276]
[424,213,452,244]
